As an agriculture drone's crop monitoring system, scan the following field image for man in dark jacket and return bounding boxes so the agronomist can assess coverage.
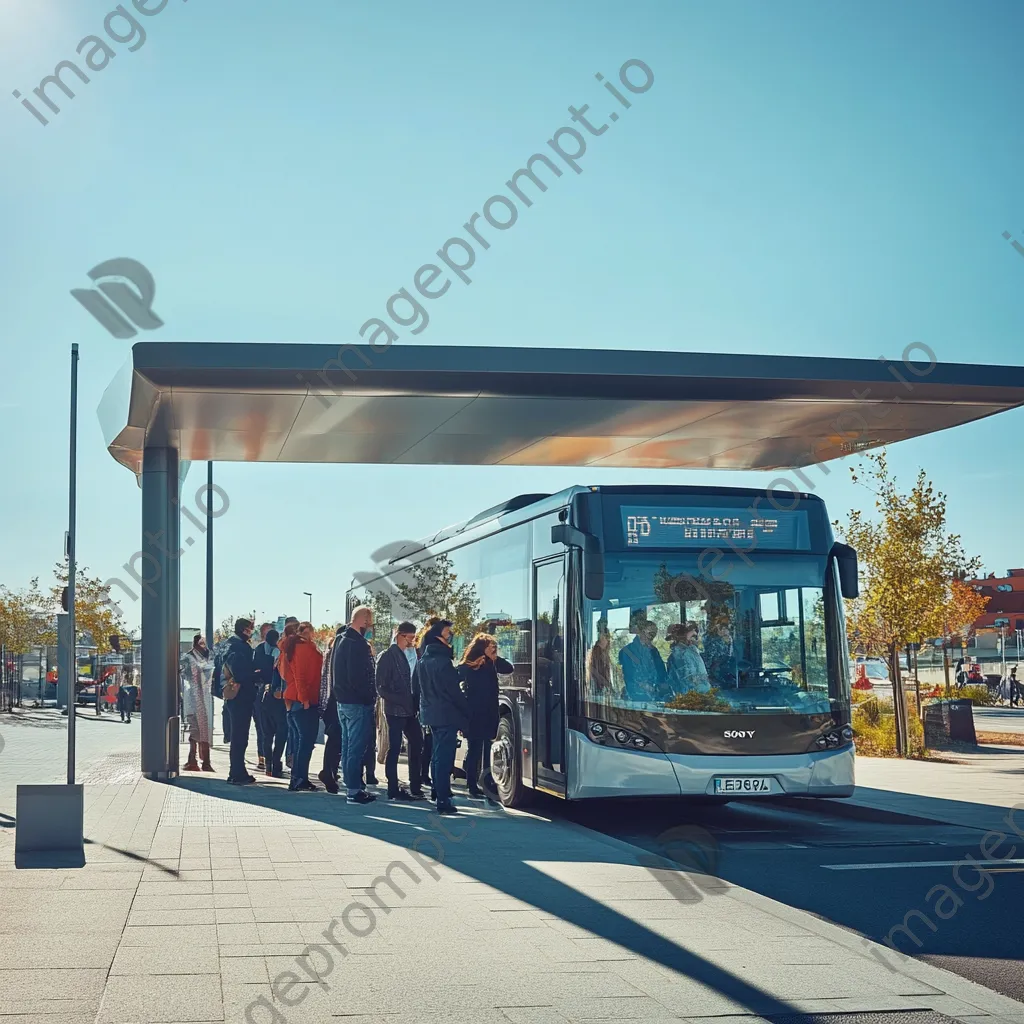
[414,620,470,815]
[332,606,378,805]
[376,621,425,802]
[224,618,258,785]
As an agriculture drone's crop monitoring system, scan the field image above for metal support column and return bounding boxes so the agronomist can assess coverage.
[141,446,181,779]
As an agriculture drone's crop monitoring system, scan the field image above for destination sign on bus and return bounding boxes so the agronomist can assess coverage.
[622,506,810,551]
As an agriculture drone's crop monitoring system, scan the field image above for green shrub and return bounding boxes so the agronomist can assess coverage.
[852,697,926,757]
[958,684,995,706]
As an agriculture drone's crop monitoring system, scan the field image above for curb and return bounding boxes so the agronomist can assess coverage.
[556,818,1024,1022]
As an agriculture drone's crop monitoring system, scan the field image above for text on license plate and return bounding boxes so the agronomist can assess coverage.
[714,776,774,794]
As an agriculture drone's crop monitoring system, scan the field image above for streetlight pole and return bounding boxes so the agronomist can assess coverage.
[303,592,313,622]
[66,344,79,785]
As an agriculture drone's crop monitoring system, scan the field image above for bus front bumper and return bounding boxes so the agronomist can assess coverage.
[565,730,855,800]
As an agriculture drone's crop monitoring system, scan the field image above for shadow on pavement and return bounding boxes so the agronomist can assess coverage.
[172,774,812,1019]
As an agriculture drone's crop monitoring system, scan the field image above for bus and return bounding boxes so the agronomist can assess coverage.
[347,484,858,807]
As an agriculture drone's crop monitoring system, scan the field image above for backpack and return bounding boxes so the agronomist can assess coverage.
[211,649,224,699]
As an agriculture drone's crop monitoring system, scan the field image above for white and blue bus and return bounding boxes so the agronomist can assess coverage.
[348,484,858,807]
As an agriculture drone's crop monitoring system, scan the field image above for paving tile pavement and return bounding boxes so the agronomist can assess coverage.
[1,736,1024,1024]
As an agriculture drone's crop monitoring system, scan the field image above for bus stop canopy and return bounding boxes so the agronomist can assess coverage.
[101,342,1024,475]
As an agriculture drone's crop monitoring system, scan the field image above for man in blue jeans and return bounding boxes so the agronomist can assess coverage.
[331,606,378,805]
[413,620,470,815]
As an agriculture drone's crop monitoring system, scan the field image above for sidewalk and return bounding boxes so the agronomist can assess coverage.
[844,747,1024,833]
[2,739,1024,1024]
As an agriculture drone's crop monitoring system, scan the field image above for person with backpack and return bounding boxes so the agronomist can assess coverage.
[223,618,259,785]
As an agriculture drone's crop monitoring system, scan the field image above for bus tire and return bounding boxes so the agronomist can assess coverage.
[492,713,530,808]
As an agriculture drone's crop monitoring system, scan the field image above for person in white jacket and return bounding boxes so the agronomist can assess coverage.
[181,634,215,771]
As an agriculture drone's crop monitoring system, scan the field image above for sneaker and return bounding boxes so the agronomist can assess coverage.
[244,773,256,783]
[430,788,437,801]
[467,788,483,800]
[301,781,319,792]
[365,774,379,786]
[228,777,255,786]
[453,767,467,780]
[388,789,414,802]
[437,803,459,816]
[257,758,266,771]
[348,791,377,805]
[409,789,427,801]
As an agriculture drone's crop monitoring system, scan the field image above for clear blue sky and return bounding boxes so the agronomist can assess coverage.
[3,0,1024,632]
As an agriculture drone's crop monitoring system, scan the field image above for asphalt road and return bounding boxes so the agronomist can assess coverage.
[550,793,1024,1004]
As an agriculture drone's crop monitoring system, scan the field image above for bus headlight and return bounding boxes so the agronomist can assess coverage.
[631,735,649,748]
[841,725,854,741]
[614,729,630,744]
[589,721,606,737]
[826,733,840,747]
[816,736,828,748]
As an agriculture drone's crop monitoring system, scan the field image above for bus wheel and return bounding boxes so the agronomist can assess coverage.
[492,714,529,808]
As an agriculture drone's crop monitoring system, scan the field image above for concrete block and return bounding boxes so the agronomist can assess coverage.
[15,785,84,866]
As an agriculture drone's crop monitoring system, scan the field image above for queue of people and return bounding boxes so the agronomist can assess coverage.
[184,608,507,815]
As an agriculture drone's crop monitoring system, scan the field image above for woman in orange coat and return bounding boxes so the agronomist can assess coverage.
[279,621,324,792]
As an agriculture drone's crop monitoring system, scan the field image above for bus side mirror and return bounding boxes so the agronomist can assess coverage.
[551,524,605,601]
[831,543,859,599]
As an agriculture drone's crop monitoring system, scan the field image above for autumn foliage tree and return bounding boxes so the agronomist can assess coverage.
[0,579,52,654]
[837,452,983,750]
[49,561,127,654]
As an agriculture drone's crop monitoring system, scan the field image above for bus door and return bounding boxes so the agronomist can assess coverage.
[532,557,567,797]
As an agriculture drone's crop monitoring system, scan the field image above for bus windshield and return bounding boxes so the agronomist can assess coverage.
[584,554,843,716]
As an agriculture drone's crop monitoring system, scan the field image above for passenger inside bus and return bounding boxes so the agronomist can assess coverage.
[665,621,710,693]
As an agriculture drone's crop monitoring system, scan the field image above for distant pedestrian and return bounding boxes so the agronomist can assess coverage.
[254,629,286,777]
[116,681,131,722]
[318,630,342,794]
[415,619,470,816]
[277,620,301,771]
[376,621,425,801]
[281,622,324,792]
[458,633,512,799]
[121,680,138,723]
[181,634,215,771]
[332,606,378,805]
[224,618,259,786]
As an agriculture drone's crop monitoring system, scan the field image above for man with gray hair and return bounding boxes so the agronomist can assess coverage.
[331,605,378,804]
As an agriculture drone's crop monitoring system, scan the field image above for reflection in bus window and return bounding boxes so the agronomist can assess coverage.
[585,556,832,716]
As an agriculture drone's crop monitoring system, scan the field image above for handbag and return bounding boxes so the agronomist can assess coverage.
[221,658,240,701]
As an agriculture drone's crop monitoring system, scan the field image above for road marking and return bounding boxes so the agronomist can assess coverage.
[822,858,1024,871]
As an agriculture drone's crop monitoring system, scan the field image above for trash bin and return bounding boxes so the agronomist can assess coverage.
[923,699,976,746]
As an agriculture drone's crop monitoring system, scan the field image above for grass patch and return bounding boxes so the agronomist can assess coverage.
[976,730,1024,747]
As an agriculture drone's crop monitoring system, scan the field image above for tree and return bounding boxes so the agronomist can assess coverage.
[935,578,989,695]
[837,452,982,753]
[393,553,479,641]
[50,562,125,653]
[0,578,52,653]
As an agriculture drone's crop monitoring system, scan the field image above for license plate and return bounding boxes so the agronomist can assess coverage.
[714,776,774,794]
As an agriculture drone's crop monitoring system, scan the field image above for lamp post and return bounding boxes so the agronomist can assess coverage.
[303,592,313,622]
